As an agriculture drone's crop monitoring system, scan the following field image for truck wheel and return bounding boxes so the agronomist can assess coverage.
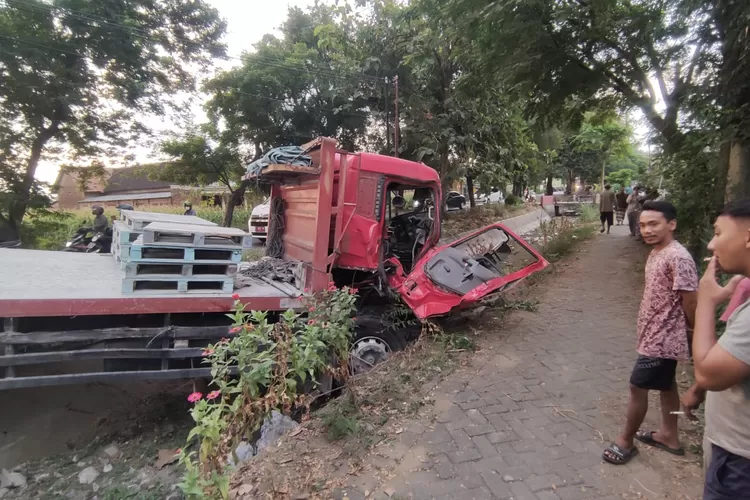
[350,316,407,375]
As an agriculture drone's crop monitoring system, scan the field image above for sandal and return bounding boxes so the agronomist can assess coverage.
[635,430,685,456]
[602,443,639,465]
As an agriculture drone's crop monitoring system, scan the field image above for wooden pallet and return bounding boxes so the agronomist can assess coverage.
[123,262,238,278]
[119,210,217,231]
[128,239,242,263]
[112,221,141,245]
[141,222,252,248]
[112,241,131,269]
[121,277,234,294]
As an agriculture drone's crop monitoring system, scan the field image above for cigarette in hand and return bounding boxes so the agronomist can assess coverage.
[670,411,685,415]
[704,257,712,262]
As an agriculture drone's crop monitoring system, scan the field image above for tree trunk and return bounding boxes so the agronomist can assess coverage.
[466,174,475,208]
[600,159,606,189]
[545,175,553,196]
[221,180,250,227]
[725,141,750,202]
[10,123,60,228]
[566,171,574,194]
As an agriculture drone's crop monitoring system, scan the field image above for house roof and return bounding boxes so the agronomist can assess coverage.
[79,191,172,203]
[105,166,172,193]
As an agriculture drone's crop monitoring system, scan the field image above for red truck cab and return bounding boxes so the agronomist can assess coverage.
[251,138,549,321]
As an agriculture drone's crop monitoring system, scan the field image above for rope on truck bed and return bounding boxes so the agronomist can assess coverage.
[234,258,301,289]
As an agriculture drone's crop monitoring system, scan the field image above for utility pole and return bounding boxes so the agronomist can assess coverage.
[394,75,399,158]
[384,77,391,154]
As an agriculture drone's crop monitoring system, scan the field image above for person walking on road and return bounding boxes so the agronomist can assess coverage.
[599,184,616,234]
[680,200,750,499]
[615,186,629,226]
[602,201,698,465]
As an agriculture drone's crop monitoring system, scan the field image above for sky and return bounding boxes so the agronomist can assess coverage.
[34,0,320,184]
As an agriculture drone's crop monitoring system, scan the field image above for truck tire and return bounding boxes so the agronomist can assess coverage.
[350,316,409,375]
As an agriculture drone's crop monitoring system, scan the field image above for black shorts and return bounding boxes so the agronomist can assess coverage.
[600,211,614,225]
[629,355,677,391]
[704,444,750,499]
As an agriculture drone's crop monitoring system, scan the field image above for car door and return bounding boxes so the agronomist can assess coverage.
[388,223,549,319]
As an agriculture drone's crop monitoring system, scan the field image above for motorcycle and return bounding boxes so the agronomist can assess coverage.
[86,228,113,253]
[64,227,113,253]
[64,227,94,252]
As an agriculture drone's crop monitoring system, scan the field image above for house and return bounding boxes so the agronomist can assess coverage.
[54,166,231,210]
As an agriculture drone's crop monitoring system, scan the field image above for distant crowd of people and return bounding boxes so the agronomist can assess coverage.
[598,184,662,236]
[596,193,750,499]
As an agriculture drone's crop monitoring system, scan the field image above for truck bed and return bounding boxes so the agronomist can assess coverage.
[0,249,302,318]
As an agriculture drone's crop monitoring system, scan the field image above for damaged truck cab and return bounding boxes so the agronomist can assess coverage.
[251,138,549,367]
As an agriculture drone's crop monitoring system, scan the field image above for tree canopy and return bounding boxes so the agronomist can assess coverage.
[0,0,226,235]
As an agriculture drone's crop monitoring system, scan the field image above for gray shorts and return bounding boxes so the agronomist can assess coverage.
[704,442,750,499]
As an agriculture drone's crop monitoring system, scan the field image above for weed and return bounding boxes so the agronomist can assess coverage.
[100,484,165,500]
[440,333,476,351]
[578,204,599,223]
[541,223,597,262]
[321,397,360,441]
[242,248,264,261]
[501,299,538,312]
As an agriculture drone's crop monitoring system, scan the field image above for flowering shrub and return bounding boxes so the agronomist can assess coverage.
[179,285,358,499]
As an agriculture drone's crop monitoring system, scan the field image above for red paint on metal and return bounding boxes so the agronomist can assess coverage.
[389,222,550,319]
[0,295,293,319]
[359,153,439,184]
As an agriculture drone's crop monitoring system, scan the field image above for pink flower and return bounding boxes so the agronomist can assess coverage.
[187,392,202,403]
[232,293,240,300]
[229,326,241,334]
[201,348,214,357]
[308,319,316,325]
[349,287,359,294]
[308,306,316,312]
[219,337,229,344]
[176,448,182,455]
[206,390,221,401]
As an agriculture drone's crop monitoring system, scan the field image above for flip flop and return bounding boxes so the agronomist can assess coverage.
[635,430,685,456]
[602,443,639,465]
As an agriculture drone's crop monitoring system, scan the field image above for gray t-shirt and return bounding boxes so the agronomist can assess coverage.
[705,300,750,459]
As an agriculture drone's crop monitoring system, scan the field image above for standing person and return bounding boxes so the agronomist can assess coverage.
[599,184,616,234]
[602,201,698,465]
[626,187,640,236]
[183,202,197,216]
[615,186,629,226]
[680,200,750,499]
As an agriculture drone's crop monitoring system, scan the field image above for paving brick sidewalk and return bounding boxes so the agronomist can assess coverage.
[345,224,703,500]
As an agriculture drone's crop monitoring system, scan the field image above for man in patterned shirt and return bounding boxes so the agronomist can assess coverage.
[603,201,699,465]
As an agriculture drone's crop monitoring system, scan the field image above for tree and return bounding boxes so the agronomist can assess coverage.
[147,134,246,227]
[606,169,635,188]
[205,5,375,156]
[0,0,226,236]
